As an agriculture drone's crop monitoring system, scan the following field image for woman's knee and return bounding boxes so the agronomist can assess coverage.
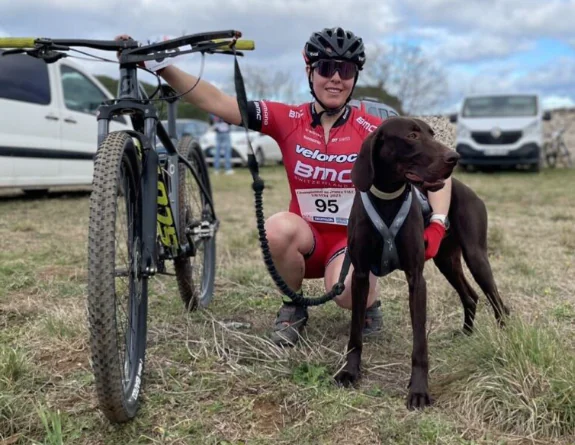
[330,272,378,310]
[264,212,313,255]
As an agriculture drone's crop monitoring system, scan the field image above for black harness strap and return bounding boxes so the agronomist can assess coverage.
[360,188,413,277]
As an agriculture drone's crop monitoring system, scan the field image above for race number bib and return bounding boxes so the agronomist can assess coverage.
[296,188,355,226]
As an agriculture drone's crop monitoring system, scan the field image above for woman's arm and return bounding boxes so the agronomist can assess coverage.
[159,65,242,125]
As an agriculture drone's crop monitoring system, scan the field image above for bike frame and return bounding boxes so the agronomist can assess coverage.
[95,63,185,277]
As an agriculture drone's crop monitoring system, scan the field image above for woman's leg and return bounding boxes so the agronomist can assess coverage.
[325,251,383,335]
[266,212,315,347]
[324,253,378,310]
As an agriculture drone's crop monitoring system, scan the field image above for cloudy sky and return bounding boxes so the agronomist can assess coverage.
[1,0,574,113]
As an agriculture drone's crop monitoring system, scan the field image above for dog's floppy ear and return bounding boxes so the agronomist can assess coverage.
[351,130,378,191]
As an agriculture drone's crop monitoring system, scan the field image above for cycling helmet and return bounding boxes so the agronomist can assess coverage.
[303,27,366,119]
[303,27,366,70]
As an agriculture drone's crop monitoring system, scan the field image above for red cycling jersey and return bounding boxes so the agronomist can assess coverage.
[246,101,382,277]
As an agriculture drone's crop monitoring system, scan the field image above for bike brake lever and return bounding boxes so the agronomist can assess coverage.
[1,49,27,56]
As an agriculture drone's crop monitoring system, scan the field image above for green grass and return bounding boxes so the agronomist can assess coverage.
[0,166,574,444]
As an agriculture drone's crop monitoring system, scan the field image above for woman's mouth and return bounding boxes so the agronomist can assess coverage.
[326,88,342,95]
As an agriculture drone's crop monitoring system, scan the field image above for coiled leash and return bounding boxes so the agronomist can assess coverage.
[230,44,350,307]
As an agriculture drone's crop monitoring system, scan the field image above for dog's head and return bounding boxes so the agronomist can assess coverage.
[351,117,459,193]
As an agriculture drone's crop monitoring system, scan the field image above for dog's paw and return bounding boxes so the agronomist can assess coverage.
[406,389,432,410]
[334,367,360,388]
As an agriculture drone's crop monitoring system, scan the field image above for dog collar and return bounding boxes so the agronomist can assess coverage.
[369,184,406,200]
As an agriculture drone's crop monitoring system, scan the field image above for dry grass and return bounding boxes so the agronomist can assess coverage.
[1,165,574,444]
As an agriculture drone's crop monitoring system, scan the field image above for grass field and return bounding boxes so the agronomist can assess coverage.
[1,165,574,444]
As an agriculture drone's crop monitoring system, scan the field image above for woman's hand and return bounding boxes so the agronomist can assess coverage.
[114,34,136,60]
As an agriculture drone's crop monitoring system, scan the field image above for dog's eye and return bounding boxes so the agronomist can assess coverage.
[407,132,419,139]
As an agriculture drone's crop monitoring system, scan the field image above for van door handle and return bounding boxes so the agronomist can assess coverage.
[45,114,59,121]
[64,117,77,124]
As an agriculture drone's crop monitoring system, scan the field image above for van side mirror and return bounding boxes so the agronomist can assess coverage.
[542,110,552,121]
[449,113,458,123]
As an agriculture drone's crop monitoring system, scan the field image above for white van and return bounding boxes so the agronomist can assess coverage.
[0,51,131,193]
[450,93,551,171]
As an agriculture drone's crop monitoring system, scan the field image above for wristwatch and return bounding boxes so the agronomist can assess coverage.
[430,213,448,227]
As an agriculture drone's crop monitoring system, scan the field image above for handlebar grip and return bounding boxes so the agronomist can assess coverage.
[0,37,37,49]
[234,39,255,51]
[211,38,255,51]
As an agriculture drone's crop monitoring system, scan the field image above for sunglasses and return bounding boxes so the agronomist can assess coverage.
[312,59,358,80]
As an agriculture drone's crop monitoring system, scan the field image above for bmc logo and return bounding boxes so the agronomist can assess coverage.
[289,109,303,119]
[296,145,358,163]
[356,116,378,133]
[294,161,352,183]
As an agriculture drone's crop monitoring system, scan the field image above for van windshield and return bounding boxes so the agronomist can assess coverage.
[462,95,537,117]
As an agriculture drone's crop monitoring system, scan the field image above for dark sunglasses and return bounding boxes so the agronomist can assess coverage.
[312,59,358,80]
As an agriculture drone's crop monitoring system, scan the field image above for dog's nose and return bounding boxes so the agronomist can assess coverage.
[445,151,460,165]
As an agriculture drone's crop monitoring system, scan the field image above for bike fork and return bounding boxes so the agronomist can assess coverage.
[140,118,159,277]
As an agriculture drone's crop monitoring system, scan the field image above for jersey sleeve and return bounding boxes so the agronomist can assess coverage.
[244,100,293,141]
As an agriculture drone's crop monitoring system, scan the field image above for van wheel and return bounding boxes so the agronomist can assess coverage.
[528,162,541,173]
[23,189,49,198]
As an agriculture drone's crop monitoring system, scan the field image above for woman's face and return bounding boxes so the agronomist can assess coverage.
[307,60,356,109]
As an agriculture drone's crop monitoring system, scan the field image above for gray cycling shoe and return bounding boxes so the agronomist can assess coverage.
[270,303,308,347]
[363,300,383,336]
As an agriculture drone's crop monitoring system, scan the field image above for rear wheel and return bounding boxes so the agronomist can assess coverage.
[174,136,217,310]
[87,131,147,423]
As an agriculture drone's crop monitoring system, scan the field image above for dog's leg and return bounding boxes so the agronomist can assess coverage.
[334,268,370,387]
[405,269,432,409]
[461,247,510,326]
[433,243,479,334]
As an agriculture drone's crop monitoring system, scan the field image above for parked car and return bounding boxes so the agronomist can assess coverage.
[199,124,282,167]
[0,51,132,193]
[350,97,401,119]
[450,93,552,171]
[162,118,209,141]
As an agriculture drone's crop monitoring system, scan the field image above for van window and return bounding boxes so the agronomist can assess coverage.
[462,95,537,118]
[367,106,378,117]
[60,65,108,115]
[0,52,51,105]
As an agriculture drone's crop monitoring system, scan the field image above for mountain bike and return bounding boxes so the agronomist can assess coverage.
[0,31,254,422]
[543,127,573,169]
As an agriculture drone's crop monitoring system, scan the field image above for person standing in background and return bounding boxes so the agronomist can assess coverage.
[210,114,234,175]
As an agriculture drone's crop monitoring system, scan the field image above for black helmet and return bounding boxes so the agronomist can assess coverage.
[303,27,366,70]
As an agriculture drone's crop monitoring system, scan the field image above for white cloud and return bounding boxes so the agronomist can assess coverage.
[400,0,575,40]
[1,0,573,113]
[411,28,534,63]
[542,95,575,109]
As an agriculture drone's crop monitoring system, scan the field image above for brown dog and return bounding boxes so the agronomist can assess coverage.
[334,117,509,409]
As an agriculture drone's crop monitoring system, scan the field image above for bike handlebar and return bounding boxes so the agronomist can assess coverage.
[0,30,255,58]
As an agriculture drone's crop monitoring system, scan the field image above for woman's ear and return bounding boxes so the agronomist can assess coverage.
[351,130,378,191]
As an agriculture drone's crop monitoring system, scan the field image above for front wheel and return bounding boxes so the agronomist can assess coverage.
[87,131,148,422]
[174,136,217,310]
[544,141,557,168]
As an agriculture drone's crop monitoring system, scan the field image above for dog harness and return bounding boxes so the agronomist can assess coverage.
[360,186,432,277]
